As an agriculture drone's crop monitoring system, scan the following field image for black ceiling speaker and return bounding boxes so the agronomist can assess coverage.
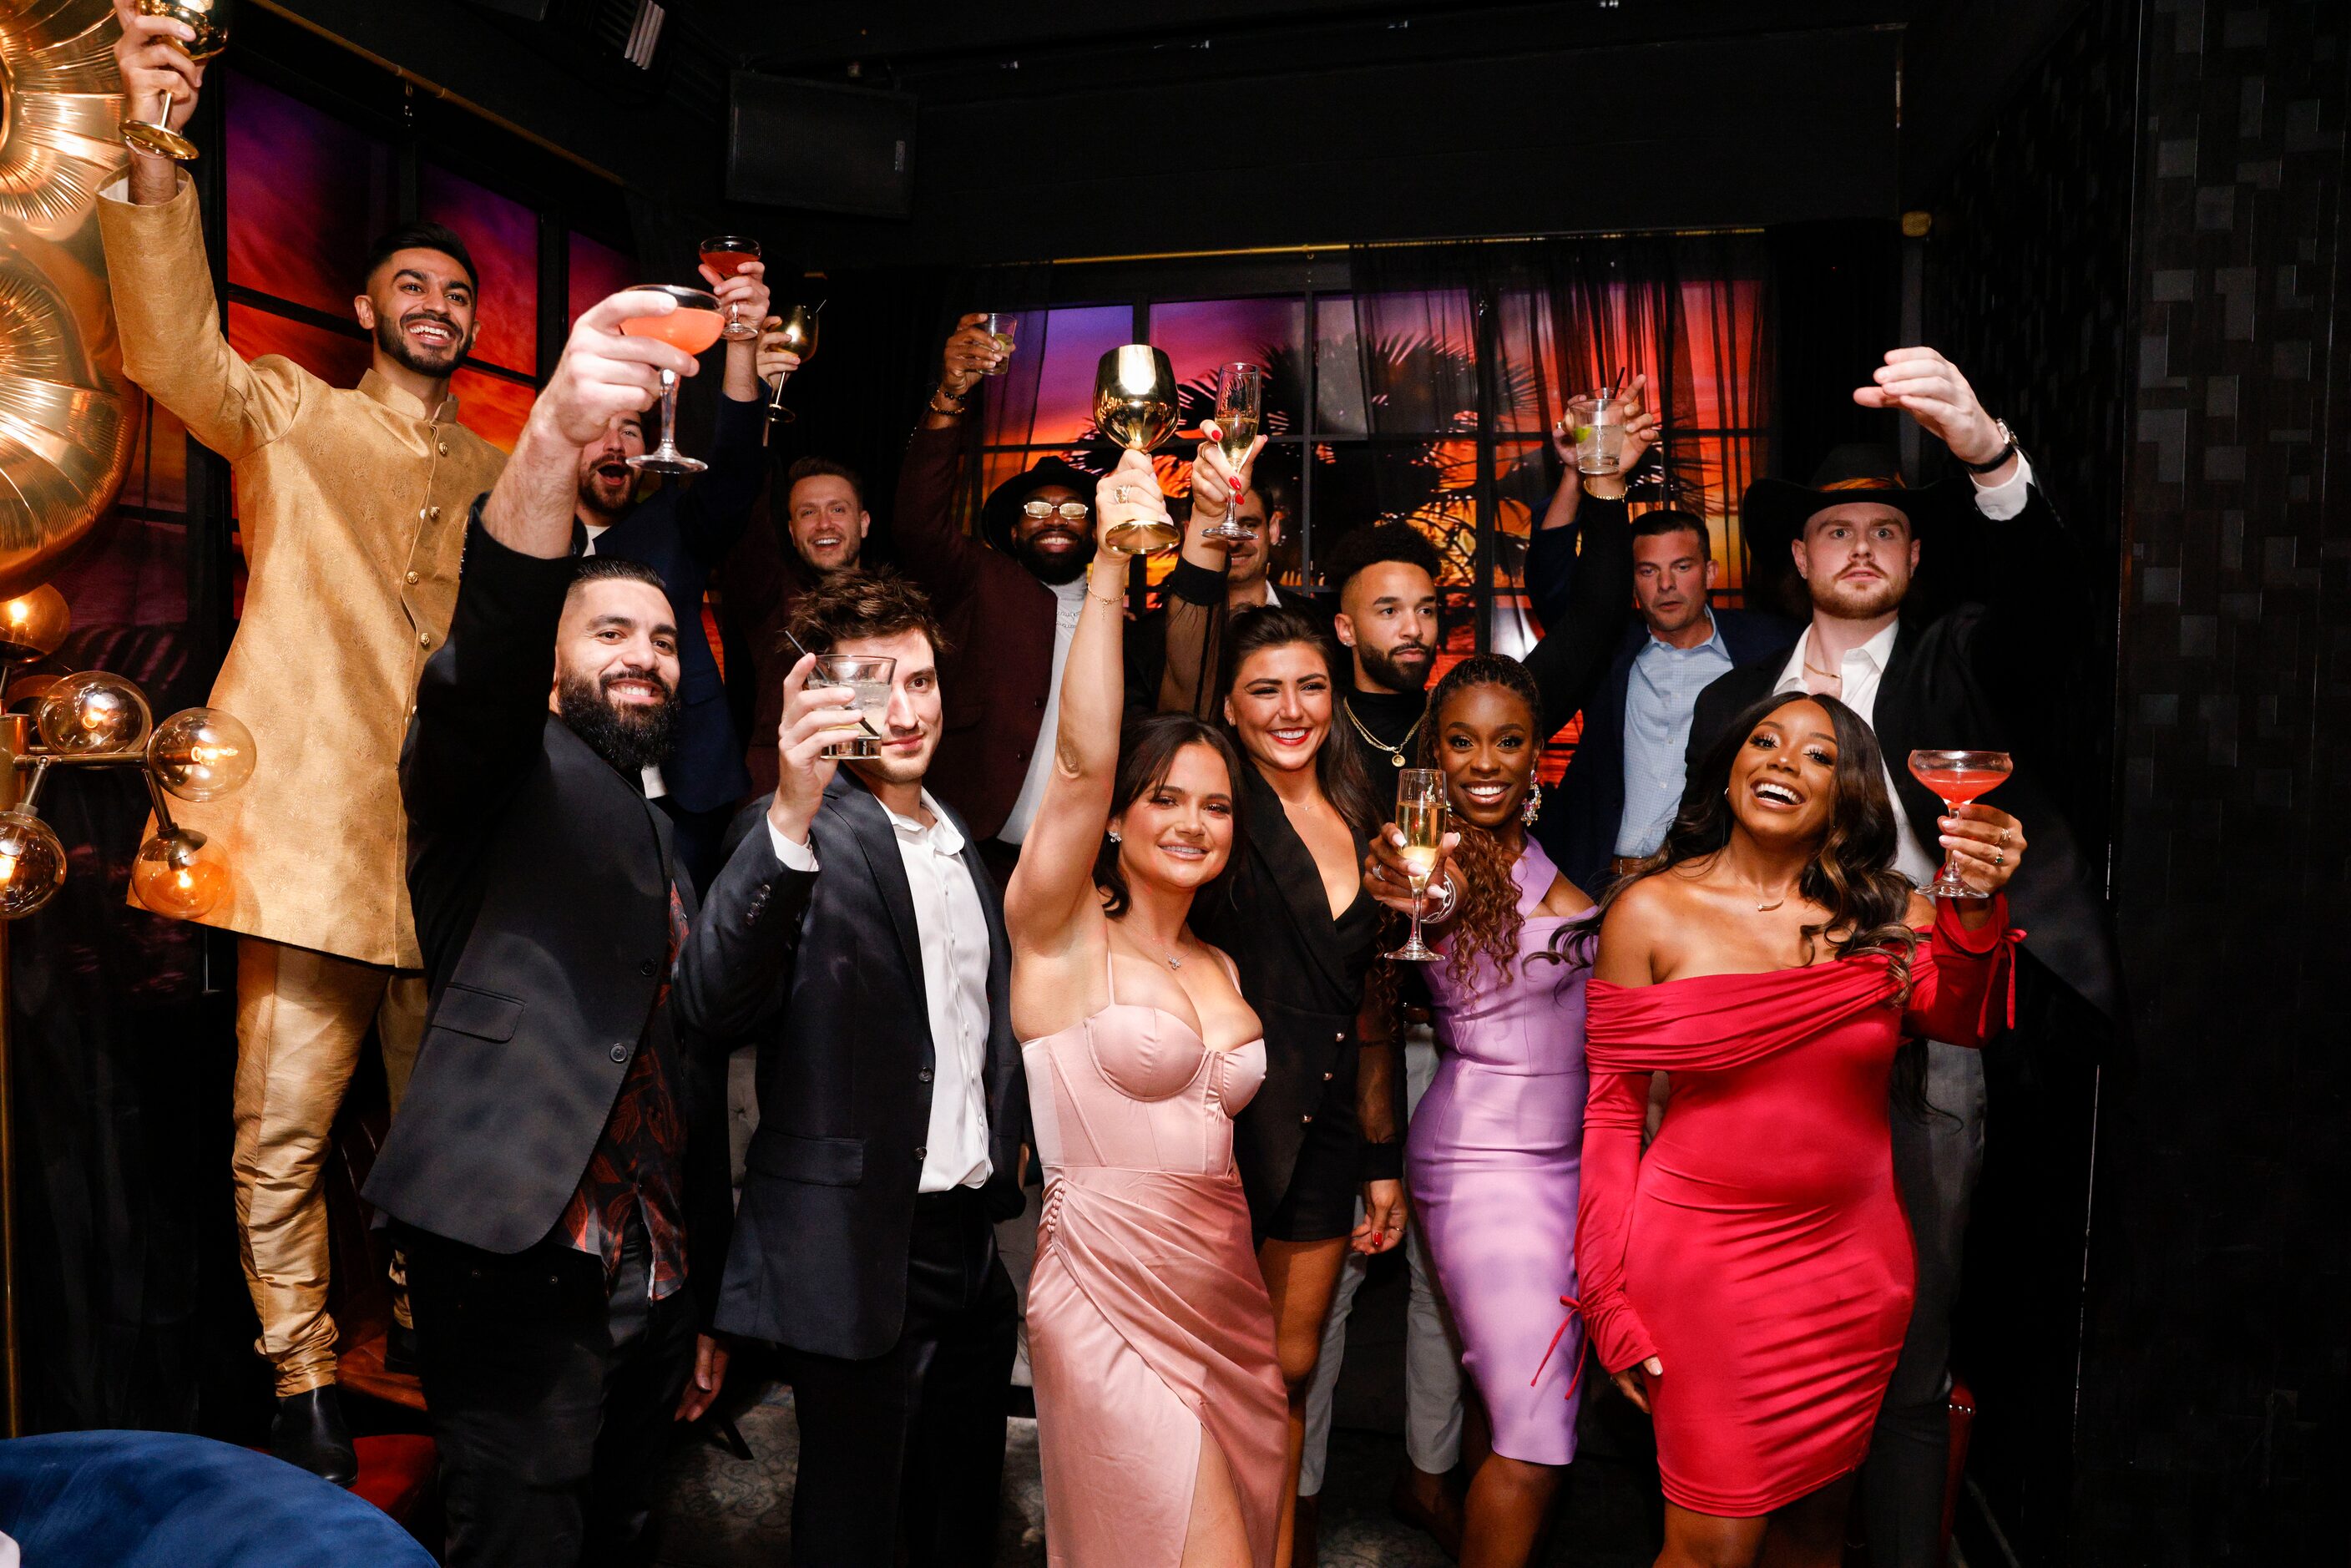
[728,73,916,218]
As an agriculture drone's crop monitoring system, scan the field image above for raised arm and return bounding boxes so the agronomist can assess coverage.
[1153,427,1265,716]
[891,316,1001,609]
[673,261,776,565]
[1003,453,1156,945]
[1524,377,1654,739]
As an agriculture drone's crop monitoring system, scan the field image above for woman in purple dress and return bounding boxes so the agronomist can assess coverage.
[1368,655,1595,1568]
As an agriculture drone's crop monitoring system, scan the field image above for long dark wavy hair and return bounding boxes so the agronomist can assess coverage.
[1220,605,1383,841]
[1095,712,1250,918]
[1575,688,1924,1000]
[1413,655,1548,990]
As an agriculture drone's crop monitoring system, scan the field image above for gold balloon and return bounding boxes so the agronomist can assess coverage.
[0,0,138,599]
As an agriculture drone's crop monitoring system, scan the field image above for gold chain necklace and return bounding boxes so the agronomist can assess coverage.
[1342,698,1423,769]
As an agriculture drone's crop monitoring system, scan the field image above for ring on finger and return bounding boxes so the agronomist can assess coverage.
[1993,849,2005,866]
[1998,827,2012,847]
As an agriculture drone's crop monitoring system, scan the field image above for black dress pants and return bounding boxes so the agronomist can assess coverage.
[783,1186,1018,1568]
[402,1217,699,1568]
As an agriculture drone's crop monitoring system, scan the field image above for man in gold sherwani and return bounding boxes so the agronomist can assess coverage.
[105,0,508,1483]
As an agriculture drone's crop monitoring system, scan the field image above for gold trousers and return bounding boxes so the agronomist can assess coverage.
[232,936,426,1397]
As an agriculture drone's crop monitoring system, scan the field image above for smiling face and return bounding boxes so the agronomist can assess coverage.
[1110,741,1236,894]
[787,473,871,577]
[1727,698,1841,847]
[355,248,478,379]
[1012,483,1094,584]
[575,412,647,522]
[1335,560,1439,694]
[1223,640,1332,776]
[1793,501,1918,620]
[551,577,681,773]
[1633,525,1716,640]
[1435,681,1539,831]
[836,627,941,788]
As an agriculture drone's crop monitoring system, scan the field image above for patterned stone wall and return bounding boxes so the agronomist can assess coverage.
[2078,1,2349,1561]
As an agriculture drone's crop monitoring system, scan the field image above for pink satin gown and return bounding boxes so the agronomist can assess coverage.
[1023,951,1287,1568]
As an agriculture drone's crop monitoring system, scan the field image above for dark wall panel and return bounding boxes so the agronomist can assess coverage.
[2080,1,2351,1562]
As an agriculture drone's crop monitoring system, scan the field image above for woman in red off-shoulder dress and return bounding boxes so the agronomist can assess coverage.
[1573,691,2025,1568]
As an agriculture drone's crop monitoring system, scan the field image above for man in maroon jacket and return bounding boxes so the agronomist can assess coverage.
[894,315,1105,883]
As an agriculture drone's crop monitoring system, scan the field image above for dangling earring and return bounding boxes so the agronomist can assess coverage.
[1107,829,1122,844]
[1521,780,1543,827]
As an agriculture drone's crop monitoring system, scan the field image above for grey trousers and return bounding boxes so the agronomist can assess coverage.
[1864,1040,1987,1568]
[1300,1028,1466,1494]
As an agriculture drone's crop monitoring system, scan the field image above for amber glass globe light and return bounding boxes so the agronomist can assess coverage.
[0,808,67,919]
[149,706,257,801]
[131,828,230,920]
[36,670,153,755]
[0,586,69,664]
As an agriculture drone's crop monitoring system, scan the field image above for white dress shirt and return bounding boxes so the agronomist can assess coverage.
[999,575,1090,846]
[766,795,994,1192]
[1764,457,2036,889]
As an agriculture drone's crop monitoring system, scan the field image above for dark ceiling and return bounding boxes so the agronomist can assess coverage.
[259,0,2092,266]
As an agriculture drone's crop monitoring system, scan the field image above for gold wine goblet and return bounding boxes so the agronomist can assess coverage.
[123,0,235,163]
[766,302,822,423]
[1094,346,1181,557]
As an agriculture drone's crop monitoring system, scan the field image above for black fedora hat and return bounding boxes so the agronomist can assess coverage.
[1741,445,1949,569]
[981,456,1099,554]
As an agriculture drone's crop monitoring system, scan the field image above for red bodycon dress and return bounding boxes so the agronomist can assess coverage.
[1575,898,2017,1517]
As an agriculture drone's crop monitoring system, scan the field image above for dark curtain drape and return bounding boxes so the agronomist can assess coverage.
[1767,220,1901,483]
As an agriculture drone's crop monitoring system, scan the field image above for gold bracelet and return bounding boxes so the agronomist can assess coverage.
[1086,561,1125,605]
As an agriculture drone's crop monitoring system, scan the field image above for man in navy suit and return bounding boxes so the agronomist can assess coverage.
[1529,496,1797,892]
[572,255,772,889]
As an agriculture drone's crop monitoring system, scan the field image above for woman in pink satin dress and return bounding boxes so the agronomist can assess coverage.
[1006,449,1288,1568]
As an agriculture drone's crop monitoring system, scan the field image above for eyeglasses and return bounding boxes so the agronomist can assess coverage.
[1022,501,1091,520]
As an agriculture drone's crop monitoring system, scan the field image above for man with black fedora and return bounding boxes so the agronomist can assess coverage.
[1688,346,2122,1568]
[893,316,1105,885]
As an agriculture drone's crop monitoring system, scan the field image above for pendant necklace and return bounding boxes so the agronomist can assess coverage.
[1120,926,1184,971]
[1754,883,1792,913]
[1342,698,1423,768]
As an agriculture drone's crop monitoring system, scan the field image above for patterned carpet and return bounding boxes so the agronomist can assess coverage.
[649,1379,1667,1567]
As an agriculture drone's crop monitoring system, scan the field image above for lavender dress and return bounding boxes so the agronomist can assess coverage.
[1405,838,1591,1464]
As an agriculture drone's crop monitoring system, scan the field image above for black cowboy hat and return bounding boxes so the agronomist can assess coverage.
[981,456,1099,554]
[1739,444,1950,569]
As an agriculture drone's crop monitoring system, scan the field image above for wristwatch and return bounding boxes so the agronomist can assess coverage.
[1959,417,2019,474]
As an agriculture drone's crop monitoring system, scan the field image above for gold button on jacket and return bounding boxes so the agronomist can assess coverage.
[99,177,508,968]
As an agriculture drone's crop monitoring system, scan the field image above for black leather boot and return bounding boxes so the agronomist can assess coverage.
[271,1384,359,1488]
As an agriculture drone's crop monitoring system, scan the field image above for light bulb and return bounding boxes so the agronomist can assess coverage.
[149,706,257,801]
[0,586,69,664]
[35,670,152,755]
[130,828,230,920]
[0,809,67,918]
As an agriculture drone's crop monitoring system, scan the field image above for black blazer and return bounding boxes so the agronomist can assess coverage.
[1685,487,2122,1019]
[674,778,1028,1360]
[1190,766,1384,1228]
[368,517,735,1318]
[588,392,767,814]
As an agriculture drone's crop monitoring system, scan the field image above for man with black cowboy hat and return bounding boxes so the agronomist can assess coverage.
[1689,346,2121,1568]
[893,314,1103,884]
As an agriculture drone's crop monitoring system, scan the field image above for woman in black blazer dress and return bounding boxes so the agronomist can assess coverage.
[1184,603,1402,1564]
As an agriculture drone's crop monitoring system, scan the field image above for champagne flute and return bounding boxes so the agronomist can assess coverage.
[698,236,762,339]
[1198,362,1263,544]
[1094,346,1181,557]
[1384,768,1449,962]
[981,312,1018,376]
[619,284,724,475]
[766,302,822,423]
[123,0,236,163]
[1906,750,2013,898]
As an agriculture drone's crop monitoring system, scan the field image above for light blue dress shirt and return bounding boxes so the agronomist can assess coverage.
[1614,614,1735,858]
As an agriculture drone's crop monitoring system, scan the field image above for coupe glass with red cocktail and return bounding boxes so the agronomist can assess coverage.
[698,236,762,340]
[1907,749,2013,898]
[620,285,725,475]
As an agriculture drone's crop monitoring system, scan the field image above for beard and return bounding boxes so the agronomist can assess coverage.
[1358,639,1433,694]
[577,462,633,524]
[557,667,679,775]
[1015,527,1091,586]
[1813,572,1907,620]
[372,309,466,378]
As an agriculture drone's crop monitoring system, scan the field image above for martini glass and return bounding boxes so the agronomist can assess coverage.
[620,285,724,475]
[123,0,235,162]
[698,236,762,339]
[1907,749,2013,898]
